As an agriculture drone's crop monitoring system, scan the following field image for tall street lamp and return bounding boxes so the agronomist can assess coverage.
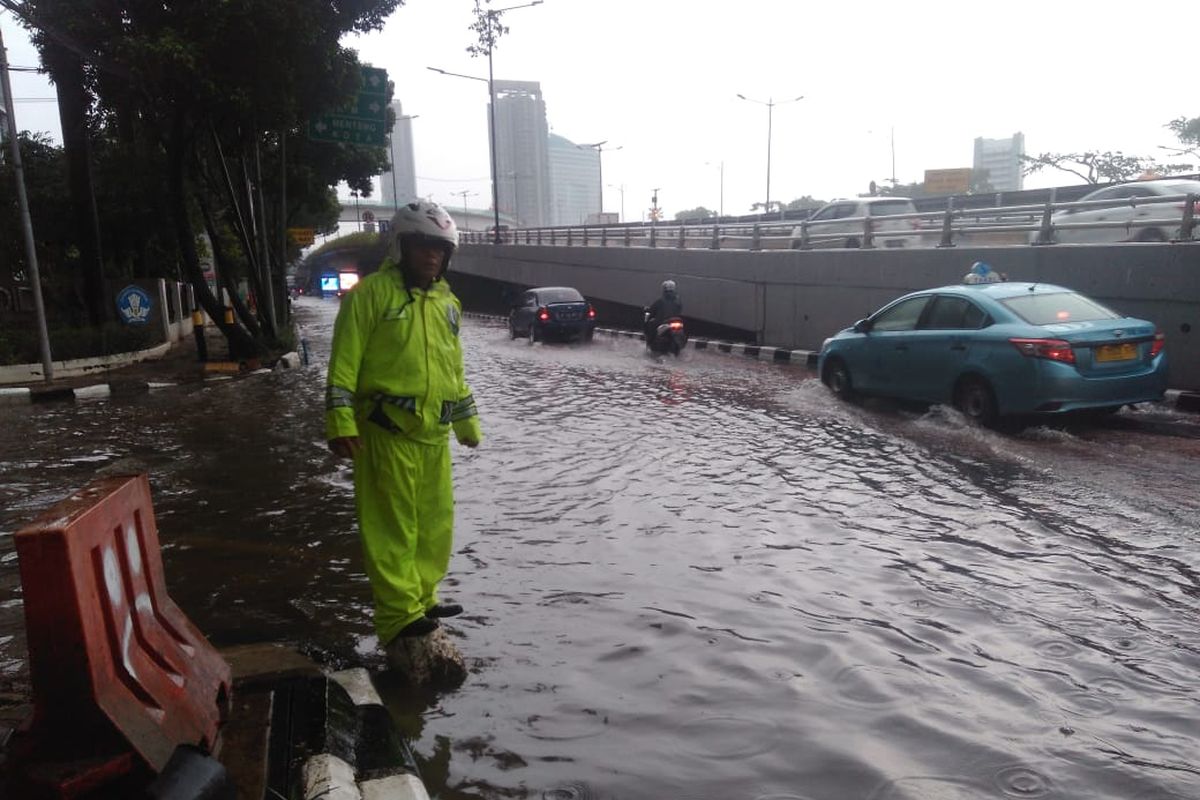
[706,160,725,218]
[463,0,544,243]
[389,113,419,211]
[607,183,625,222]
[737,93,803,213]
[577,140,622,217]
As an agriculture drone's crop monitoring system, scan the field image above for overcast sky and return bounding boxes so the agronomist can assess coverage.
[4,1,1196,221]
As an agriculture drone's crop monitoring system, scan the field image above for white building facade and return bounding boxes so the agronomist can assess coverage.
[380,100,417,210]
[973,133,1025,192]
[547,133,600,226]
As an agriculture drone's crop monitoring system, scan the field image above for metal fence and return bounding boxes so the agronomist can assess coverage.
[461,191,1200,251]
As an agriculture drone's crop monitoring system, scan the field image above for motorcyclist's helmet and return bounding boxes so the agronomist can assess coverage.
[662,279,677,294]
[390,200,459,276]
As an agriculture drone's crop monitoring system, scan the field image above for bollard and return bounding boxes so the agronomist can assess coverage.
[649,226,657,248]
[601,226,607,247]
[862,215,874,249]
[1181,193,1197,240]
[623,226,631,247]
[1035,188,1057,245]
[192,309,208,362]
[939,197,956,248]
[567,228,573,246]
[751,223,761,251]
[677,225,685,248]
[536,228,542,245]
[710,225,720,250]
[582,226,589,246]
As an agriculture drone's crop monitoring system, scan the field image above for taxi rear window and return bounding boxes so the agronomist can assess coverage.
[1001,292,1119,325]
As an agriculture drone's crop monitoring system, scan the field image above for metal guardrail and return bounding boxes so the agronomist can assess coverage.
[461,192,1200,250]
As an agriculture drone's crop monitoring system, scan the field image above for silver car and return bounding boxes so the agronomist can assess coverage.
[1041,178,1200,244]
[790,197,930,249]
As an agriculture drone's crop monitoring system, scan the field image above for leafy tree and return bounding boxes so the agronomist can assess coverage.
[10,0,401,356]
[750,200,785,214]
[674,206,715,222]
[875,181,925,198]
[785,196,825,210]
[1164,116,1200,164]
[1022,150,1190,185]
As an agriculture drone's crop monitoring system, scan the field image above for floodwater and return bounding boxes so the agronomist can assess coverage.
[1,296,1198,799]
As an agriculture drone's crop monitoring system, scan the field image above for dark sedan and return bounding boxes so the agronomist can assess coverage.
[509,286,597,343]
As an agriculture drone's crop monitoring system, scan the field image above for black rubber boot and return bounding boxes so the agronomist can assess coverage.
[425,603,463,619]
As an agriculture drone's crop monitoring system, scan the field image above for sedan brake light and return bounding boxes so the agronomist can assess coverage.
[587,305,596,319]
[1010,337,1075,364]
[537,307,550,322]
[1150,329,1165,358]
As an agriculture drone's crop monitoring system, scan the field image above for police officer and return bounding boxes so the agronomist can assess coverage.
[325,200,482,652]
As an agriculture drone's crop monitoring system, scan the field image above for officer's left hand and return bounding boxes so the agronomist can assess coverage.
[457,435,480,448]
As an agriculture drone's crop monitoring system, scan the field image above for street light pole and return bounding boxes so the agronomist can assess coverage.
[461,0,544,244]
[737,93,803,213]
[578,140,622,217]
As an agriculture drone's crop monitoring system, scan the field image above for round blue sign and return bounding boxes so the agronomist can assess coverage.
[116,285,153,325]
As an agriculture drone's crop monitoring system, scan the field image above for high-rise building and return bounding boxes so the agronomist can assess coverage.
[973,133,1025,192]
[491,80,551,227]
[548,134,600,226]
[380,100,417,210]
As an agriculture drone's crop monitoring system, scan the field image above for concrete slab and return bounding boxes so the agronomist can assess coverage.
[219,689,273,800]
[220,643,323,688]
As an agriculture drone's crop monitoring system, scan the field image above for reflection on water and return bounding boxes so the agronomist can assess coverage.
[1,297,1198,799]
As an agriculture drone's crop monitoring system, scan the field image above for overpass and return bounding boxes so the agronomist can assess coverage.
[452,241,1200,392]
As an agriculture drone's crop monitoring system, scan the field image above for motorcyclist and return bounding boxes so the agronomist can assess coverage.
[644,279,683,342]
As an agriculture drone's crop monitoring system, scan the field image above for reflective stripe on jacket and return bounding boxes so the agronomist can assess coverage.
[325,260,482,445]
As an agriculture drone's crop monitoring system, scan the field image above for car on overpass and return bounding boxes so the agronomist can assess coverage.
[818,281,1168,426]
[791,197,930,249]
[1038,178,1200,244]
[508,286,597,343]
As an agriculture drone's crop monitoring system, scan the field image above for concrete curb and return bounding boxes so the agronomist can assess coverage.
[298,667,431,800]
[461,311,817,368]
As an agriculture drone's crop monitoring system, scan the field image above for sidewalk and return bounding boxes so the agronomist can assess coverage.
[0,325,298,405]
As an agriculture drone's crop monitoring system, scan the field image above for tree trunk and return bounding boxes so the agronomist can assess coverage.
[166,110,259,358]
[197,197,262,339]
[43,41,106,327]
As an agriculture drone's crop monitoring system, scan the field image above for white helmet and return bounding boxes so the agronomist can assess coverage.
[662,279,677,294]
[390,200,458,253]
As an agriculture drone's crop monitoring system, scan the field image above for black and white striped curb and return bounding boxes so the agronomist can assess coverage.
[461,312,819,368]
[301,667,430,800]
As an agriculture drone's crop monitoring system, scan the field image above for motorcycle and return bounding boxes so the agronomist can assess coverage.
[643,308,687,356]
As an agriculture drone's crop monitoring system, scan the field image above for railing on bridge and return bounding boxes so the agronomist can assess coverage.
[461,192,1200,251]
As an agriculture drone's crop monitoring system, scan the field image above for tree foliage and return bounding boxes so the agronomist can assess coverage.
[6,0,402,357]
[674,206,715,222]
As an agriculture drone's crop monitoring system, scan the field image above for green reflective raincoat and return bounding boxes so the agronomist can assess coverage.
[325,259,482,643]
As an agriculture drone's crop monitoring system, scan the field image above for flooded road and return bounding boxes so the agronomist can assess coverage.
[2,295,1199,799]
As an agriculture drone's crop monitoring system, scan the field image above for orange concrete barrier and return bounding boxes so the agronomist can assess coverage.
[9,474,232,797]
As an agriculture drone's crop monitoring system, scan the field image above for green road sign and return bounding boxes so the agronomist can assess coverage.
[309,65,390,146]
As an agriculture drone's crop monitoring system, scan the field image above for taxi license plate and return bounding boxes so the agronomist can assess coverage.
[1095,343,1138,362]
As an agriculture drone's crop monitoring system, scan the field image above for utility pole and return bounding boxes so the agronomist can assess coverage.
[0,24,54,380]
[452,189,477,230]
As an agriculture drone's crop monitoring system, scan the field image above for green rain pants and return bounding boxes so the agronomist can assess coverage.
[354,423,454,645]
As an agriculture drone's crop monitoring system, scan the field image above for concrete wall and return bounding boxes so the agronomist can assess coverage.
[454,243,1200,391]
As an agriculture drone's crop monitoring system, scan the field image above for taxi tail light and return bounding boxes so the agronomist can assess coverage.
[1150,329,1165,358]
[1010,337,1075,364]
[587,305,596,319]
[537,307,550,322]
